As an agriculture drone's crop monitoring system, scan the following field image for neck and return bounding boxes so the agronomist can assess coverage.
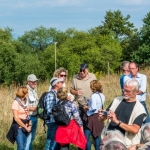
[125,97,136,102]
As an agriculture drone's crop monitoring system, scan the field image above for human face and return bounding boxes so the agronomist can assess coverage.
[123,85,137,101]
[57,81,63,88]
[79,68,88,79]
[59,71,66,81]
[28,81,37,89]
[129,63,138,77]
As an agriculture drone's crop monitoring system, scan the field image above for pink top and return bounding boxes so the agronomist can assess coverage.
[12,100,27,120]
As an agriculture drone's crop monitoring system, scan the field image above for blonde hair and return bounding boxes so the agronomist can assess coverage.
[16,86,28,99]
[53,67,68,80]
[90,80,103,93]
[57,87,68,100]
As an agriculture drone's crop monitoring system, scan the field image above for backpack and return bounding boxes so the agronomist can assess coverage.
[37,92,50,120]
[52,100,71,126]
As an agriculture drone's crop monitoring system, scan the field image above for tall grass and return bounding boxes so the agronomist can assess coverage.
[1,69,150,150]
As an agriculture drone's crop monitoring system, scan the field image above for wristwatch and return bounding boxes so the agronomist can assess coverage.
[117,120,122,126]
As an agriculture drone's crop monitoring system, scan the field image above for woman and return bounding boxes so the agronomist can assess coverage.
[48,67,68,91]
[6,86,32,150]
[48,67,74,101]
[84,80,105,150]
[55,87,86,150]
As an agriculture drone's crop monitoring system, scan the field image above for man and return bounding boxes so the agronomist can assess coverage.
[99,79,146,147]
[120,61,130,94]
[25,74,39,150]
[44,77,63,150]
[124,62,149,123]
[70,63,96,108]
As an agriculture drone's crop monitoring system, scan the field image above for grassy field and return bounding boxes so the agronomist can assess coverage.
[0,69,150,150]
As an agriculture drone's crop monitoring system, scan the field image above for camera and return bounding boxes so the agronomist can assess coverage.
[102,111,109,116]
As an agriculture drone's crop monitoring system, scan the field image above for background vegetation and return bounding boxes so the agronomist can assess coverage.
[0,9,150,149]
[0,10,150,86]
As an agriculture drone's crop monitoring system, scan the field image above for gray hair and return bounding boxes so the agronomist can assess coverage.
[103,130,126,146]
[120,61,130,70]
[141,123,150,143]
[102,140,127,150]
[124,78,139,91]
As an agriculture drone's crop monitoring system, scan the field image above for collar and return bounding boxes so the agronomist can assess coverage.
[76,72,91,80]
[26,84,36,91]
[129,73,141,78]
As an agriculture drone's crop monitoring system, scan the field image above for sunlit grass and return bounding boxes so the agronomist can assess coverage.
[1,69,150,149]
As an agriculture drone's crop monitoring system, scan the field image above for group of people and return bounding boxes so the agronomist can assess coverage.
[6,61,150,150]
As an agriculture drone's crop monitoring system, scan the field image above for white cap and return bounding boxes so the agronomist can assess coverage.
[27,74,38,82]
[50,77,63,86]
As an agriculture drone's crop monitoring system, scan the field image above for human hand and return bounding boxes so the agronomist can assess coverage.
[98,109,107,120]
[107,110,119,125]
[83,106,88,111]
[25,126,31,133]
[77,90,83,96]
[127,145,136,150]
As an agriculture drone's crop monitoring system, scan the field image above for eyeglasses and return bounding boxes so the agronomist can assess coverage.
[60,74,67,77]
[80,69,86,73]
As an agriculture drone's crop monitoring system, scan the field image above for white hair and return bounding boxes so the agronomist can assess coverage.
[102,140,127,150]
[124,78,139,91]
[141,123,150,143]
[104,130,126,145]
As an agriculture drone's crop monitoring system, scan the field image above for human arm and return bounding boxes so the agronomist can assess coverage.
[127,144,144,150]
[28,107,37,111]
[13,109,31,132]
[108,110,142,134]
[71,103,83,126]
[137,74,147,95]
[45,93,55,115]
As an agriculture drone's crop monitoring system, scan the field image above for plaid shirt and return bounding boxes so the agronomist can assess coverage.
[63,101,83,126]
[44,89,58,124]
[26,84,39,116]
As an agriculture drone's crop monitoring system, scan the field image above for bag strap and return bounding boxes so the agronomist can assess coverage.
[97,93,104,109]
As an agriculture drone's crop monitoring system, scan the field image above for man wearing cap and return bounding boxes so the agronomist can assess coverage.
[25,74,39,150]
[70,63,96,127]
[44,77,63,150]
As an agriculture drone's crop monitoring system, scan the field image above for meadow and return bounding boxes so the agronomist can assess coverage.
[0,69,150,150]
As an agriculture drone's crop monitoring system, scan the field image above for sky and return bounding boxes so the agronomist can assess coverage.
[1,0,150,37]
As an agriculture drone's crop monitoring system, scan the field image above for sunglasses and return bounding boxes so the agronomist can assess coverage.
[80,69,86,73]
[60,74,67,77]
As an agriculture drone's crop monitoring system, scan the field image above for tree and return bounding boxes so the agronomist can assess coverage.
[131,12,150,66]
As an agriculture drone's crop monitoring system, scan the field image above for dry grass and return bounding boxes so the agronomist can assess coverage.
[1,69,150,149]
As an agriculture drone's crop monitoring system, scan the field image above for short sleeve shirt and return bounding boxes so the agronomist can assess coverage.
[70,73,96,106]
[12,100,27,120]
[107,99,145,135]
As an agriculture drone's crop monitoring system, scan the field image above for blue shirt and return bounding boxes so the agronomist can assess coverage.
[124,73,147,102]
[87,92,105,116]
[44,89,58,124]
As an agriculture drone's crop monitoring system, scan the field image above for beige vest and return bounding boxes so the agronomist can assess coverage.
[102,96,146,147]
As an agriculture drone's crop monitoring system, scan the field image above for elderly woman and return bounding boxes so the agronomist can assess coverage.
[55,87,86,150]
[6,86,32,150]
[84,80,105,150]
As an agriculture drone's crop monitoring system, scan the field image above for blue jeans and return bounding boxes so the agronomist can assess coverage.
[25,116,38,150]
[16,128,29,150]
[141,101,150,123]
[45,122,58,150]
[84,128,100,150]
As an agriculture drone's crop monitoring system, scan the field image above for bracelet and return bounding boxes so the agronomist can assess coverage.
[117,120,122,126]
